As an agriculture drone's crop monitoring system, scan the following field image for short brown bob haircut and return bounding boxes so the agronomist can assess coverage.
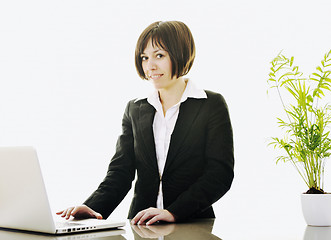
[135,21,196,80]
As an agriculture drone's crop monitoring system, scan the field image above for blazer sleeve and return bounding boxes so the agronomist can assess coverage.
[83,101,136,219]
[166,92,234,220]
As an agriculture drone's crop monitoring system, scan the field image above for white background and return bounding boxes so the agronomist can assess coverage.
[1,0,331,239]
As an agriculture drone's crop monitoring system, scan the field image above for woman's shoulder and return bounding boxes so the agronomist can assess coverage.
[203,90,227,104]
[199,90,231,116]
[128,97,149,107]
[124,97,153,114]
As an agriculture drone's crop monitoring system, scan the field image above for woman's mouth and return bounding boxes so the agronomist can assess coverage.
[149,74,163,80]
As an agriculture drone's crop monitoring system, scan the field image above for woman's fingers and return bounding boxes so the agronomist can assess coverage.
[93,211,103,219]
[56,210,64,215]
[56,205,103,220]
[56,207,71,219]
[145,210,174,225]
[137,208,155,225]
[64,207,75,219]
[131,209,145,224]
[131,208,175,225]
[146,214,162,225]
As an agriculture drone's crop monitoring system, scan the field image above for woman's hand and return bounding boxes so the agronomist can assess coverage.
[131,207,176,225]
[56,205,103,220]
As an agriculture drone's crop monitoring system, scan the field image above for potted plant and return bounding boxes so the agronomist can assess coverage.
[267,49,331,226]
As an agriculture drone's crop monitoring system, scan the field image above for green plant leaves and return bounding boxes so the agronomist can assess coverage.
[268,50,331,191]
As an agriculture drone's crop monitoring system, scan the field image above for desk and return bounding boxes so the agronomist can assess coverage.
[1,219,331,240]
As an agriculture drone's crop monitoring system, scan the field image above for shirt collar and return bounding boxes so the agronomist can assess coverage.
[134,79,207,106]
[180,79,207,103]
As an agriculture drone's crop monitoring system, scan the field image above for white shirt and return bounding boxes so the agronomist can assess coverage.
[146,79,207,209]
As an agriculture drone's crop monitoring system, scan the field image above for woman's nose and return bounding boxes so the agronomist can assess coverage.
[146,59,157,70]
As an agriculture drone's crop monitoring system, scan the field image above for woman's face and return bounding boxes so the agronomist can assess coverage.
[141,39,177,90]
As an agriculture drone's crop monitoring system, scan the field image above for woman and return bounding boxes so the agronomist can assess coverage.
[57,21,234,226]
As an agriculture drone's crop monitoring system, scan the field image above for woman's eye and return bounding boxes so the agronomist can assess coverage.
[141,56,148,61]
[156,54,164,59]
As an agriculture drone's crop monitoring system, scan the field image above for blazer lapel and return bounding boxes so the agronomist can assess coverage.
[164,98,204,172]
[138,100,158,171]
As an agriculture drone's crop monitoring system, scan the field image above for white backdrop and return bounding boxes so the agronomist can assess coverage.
[1,0,331,238]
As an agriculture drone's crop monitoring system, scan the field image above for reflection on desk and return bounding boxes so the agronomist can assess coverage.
[130,219,221,240]
[0,227,126,240]
[304,226,331,240]
[0,218,221,240]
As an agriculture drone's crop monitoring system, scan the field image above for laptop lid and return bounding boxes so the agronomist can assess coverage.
[0,146,125,234]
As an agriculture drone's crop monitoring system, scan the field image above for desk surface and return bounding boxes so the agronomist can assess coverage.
[1,218,331,240]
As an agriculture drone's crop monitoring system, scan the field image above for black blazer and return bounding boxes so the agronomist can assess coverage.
[84,90,234,220]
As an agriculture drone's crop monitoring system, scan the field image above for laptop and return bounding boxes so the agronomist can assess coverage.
[0,146,126,235]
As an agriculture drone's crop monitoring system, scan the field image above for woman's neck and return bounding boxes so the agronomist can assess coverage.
[158,78,187,115]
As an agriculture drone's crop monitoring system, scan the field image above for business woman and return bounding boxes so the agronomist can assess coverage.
[57,21,234,225]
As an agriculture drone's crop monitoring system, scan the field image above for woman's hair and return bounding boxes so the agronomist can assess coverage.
[135,21,196,80]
